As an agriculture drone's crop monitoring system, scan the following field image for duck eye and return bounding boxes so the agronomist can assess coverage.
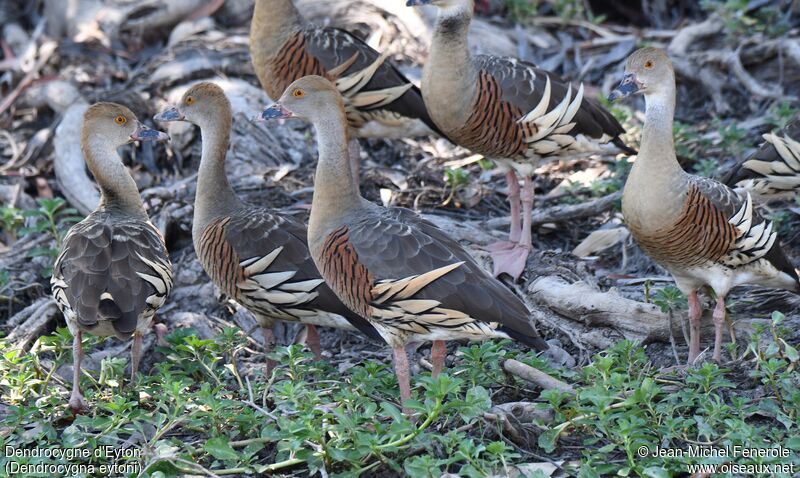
[644,60,654,69]
[292,88,305,98]
[115,115,126,125]
[186,96,195,105]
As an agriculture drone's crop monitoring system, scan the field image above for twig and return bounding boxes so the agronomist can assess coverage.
[0,40,56,116]
[243,377,278,421]
[486,191,621,230]
[502,359,575,394]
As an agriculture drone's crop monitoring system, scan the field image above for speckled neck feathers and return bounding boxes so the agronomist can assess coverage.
[307,101,366,256]
[80,131,147,218]
[192,101,243,246]
[622,79,687,232]
[250,0,303,97]
[421,4,478,133]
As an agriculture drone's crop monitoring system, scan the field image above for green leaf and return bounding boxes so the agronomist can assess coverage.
[781,341,799,363]
[381,401,404,422]
[537,428,559,453]
[203,437,240,461]
[642,467,670,478]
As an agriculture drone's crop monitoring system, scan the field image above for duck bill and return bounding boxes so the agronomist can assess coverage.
[608,73,643,102]
[153,106,184,122]
[406,0,431,5]
[255,104,295,122]
[130,123,170,142]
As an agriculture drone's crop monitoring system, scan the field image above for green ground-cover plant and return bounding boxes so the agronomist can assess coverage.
[4,198,83,278]
[1,316,798,477]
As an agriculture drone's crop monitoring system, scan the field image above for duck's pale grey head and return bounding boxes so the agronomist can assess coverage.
[83,102,169,147]
[608,47,674,102]
[154,82,231,127]
[257,75,345,125]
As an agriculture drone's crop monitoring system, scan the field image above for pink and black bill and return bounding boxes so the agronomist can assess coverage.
[130,123,169,142]
[608,73,643,102]
[153,107,185,122]
[257,104,295,122]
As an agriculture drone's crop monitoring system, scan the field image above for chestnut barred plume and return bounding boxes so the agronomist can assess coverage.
[249,0,440,139]
[723,118,800,199]
[411,0,634,280]
[262,75,548,411]
[614,47,799,365]
[196,211,382,341]
[52,102,173,414]
[153,82,381,376]
[317,212,549,350]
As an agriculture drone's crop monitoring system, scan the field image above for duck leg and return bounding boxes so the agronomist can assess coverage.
[491,175,534,280]
[130,332,143,385]
[687,291,702,363]
[306,324,322,360]
[262,326,277,376]
[430,340,446,378]
[393,346,412,415]
[69,330,88,414]
[153,321,169,347]
[712,295,726,362]
[486,170,521,256]
[348,138,361,189]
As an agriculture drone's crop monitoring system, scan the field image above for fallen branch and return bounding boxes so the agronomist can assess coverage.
[487,191,621,230]
[6,297,59,350]
[502,359,575,394]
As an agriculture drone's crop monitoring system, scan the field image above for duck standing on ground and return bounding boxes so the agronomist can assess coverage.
[249,0,441,184]
[52,103,173,413]
[407,0,633,280]
[608,47,800,363]
[259,76,548,410]
[723,118,800,200]
[154,83,381,374]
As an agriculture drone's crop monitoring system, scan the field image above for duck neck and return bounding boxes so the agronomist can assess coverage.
[422,2,477,130]
[633,84,684,180]
[82,136,147,219]
[250,0,301,69]
[623,81,688,229]
[193,111,242,240]
[308,108,362,240]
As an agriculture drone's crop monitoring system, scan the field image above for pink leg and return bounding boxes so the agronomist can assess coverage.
[153,322,169,347]
[69,330,88,414]
[485,170,521,254]
[306,325,322,360]
[712,295,726,362]
[393,346,412,415]
[130,332,143,385]
[431,340,447,378]
[507,170,522,243]
[490,175,533,280]
[348,138,361,190]
[687,291,702,364]
[262,327,277,376]
[519,175,535,251]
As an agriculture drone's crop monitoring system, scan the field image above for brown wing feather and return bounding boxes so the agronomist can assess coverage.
[476,56,626,142]
[199,209,382,340]
[723,119,800,195]
[445,70,531,158]
[633,184,738,268]
[52,211,172,336]
[322,207,546,349]
[319,225,375,319]
[265,32,329,100]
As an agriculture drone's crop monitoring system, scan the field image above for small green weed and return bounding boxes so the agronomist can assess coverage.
[442,167,471,207]
[17,198,82,277]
